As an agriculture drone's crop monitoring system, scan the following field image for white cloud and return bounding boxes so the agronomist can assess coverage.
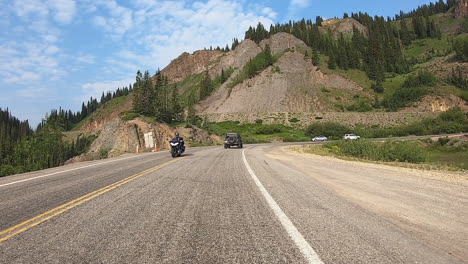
[76,55,95,64]
[6,72,41,84]
[287,0,312,19]
[291,0,312,8]
[262,7,277,19]
[0,41,65,85]
[81,78,134,102]
[48,0,76,24]
[16,87,53,98]
[13,0,76,24]
[13,0,49,19]
[91,0,275,70]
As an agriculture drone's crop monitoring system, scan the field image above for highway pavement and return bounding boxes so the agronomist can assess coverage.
[0,144,466,263]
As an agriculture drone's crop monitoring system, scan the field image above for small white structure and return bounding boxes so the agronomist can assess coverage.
[144,132,155,149]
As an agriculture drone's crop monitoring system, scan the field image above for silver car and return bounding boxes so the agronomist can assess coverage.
[343,134,360,140]
[312,136,328,142]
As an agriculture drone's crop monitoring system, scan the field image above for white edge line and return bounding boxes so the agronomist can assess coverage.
[242,148,323,264]
[0,152,159,188]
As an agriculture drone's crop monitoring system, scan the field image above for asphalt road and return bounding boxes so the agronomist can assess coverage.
[0,144,466,263]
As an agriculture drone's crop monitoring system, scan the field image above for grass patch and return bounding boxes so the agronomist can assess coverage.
[405,37,451,59]
[323,67,372,90]
[427,146,468,170]
[325,139,428,163]
[120,111,140,121]
[138,115,157,124]
[301,138,468,170]
[72,96,129,131]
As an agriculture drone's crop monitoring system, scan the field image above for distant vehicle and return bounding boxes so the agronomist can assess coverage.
[224,133,243,148]
[312,136,328,142]
[343,134,361,140]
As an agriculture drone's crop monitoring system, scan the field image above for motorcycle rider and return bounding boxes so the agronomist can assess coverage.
[171,132,185,153]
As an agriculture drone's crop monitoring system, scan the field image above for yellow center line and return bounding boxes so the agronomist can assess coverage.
[0,158,181,243]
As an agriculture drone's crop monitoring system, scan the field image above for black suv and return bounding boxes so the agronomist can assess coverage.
[224,133,243,148]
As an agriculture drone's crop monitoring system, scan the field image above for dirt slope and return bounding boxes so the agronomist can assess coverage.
[197,33,367,114]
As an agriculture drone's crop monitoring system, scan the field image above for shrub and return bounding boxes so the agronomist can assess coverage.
[380,140,427,163]
[121,112,140,121]
[371,81,384,93]
[255,125,283,135]
[289,117,300,123]
[346,100,373,112]
[438,137,450,146]
[255,119,264,124]
[383,86,430,110]
[402,71,437,88]
[439,107,465,123]
[99,148,109,159]
[325,139,427,163]
[306,122,351,139]
[453,36,468,62]
[383,71,436,110]
[0,165,16,177]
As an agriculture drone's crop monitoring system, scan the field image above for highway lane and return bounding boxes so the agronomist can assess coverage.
[0,148,208,231]
[0,144,466,263]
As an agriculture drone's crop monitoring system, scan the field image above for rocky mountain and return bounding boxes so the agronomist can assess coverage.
[69,1,467,158]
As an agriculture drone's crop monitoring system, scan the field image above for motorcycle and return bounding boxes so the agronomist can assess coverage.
[169,139,184,158]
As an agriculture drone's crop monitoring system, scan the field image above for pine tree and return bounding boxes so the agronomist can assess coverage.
[312,49,320,66]
[199,71,213,100]
[316,16,323,26]
[220,68,227,83]
[328,54,336,69]
[170,85,183,122]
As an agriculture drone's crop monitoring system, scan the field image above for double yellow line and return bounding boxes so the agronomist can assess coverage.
[0,158,180,243]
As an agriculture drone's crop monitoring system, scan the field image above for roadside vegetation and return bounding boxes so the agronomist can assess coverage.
[382,71,437,110]
[306,107,468,139]
[1,108,96,177]
[205,121,309,144]
[300,136,468,170]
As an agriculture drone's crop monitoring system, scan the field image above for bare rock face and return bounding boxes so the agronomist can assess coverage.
[259,32,311,54]
[320,18,368,37]
[84,118,220,159]
[160,50,224,83]
[401,95,468,112]
[199,51,365,114]
[209,39,262,77]
[453,0,467,18]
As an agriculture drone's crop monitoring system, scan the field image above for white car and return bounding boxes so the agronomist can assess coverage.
[312,136,328,142]
[343,134,360,140]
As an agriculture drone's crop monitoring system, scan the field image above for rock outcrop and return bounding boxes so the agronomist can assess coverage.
[160,50,224,83]
[320,18,368,37]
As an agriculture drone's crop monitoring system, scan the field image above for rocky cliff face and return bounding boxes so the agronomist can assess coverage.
[453,0,467,18]
[160,50,224,83]
[197,33,367,115]
[320,18,368,37]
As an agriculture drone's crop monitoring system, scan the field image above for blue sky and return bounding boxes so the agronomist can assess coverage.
[0,0,435,126]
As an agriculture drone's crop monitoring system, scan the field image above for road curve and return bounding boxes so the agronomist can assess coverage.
[0,144,466,263]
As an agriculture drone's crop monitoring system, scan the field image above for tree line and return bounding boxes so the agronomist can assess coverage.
[241,0,450,84]
[36,86,133,132]
[132,70,183,123]
[0,109,94,177]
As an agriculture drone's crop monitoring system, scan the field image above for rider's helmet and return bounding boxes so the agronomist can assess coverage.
[175,132,179,138]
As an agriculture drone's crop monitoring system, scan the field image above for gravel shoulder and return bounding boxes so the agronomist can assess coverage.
[268,145,468,261]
